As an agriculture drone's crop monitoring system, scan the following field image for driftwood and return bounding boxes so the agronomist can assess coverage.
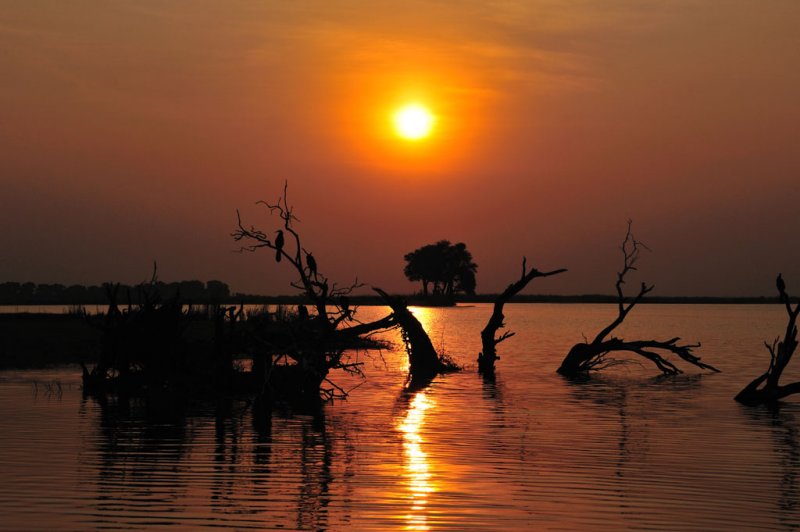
[374,287,457,385]
[735,275,800,405]
[557,221,719,377]
[478,258,566,374]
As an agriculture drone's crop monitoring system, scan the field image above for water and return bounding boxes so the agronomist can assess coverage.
[1,304,799,530]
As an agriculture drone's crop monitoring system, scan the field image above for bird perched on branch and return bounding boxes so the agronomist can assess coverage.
[274,230,284,262]
[777,273,786,295]
[306,252,317,279]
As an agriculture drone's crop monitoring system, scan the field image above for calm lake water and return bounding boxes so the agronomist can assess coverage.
[1,303,799,530]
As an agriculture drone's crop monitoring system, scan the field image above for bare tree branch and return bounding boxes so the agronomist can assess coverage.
[594,220,653,344]
[736,274,800,405]
[232,181,397,403]
[478,257,567,374]
[558,221,717,377]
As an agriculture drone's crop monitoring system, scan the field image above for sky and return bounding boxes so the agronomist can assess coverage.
[1,1,799,297]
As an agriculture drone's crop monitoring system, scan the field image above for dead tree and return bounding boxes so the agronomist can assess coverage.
[557,221,719,377]
[373,287,457,385]
[735,275,800,405]
[232,182,396,402]
[478,258,567,374]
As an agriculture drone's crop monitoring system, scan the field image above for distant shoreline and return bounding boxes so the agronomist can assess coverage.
[228,294,782,305]
[0,294,783,308]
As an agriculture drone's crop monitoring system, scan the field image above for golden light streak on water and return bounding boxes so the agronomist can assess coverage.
[398,391,434,530]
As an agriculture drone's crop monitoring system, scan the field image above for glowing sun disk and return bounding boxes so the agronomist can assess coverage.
[394,104,434,140]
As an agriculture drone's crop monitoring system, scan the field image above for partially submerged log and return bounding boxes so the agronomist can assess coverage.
[735,274,800,405]
[558,337,717,376]
[478,257,566,374]
[557,221,719,377]
[374,287,458,384]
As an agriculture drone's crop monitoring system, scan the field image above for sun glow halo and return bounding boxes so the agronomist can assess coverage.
[393,103,435,141]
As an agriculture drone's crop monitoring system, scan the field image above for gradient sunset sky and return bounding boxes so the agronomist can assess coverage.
[2,1,799,296]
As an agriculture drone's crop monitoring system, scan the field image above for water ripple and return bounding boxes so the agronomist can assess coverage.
[1,304,799,529]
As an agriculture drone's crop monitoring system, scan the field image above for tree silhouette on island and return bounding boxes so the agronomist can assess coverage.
[403,240,477,305]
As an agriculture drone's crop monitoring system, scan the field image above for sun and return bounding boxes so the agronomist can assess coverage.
[393,103,435,141]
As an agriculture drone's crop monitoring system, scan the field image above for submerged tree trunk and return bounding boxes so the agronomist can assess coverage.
[478,258,566,374]
[735,275,800,405]
[557,221,719,377]
[374,288,447,384]
[558,337,717,376]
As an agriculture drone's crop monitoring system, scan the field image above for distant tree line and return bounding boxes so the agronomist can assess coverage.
[0,280,231,305]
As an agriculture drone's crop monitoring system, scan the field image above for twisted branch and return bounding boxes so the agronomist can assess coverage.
[736,275,800,404]
[478,257,567,373]
[558,221,717,377]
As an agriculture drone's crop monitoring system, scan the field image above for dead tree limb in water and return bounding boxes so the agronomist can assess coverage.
[557,221,719,377]
[374,287,458,385]
[735,274,800,405]
[478,257,567,374]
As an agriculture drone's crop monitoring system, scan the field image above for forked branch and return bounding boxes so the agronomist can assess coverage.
[478,257,567,374]
[735,274,800,405]
[558,221,718,377]
[233,181,358,326]
[593,220,653,343]
[232,182,397,403]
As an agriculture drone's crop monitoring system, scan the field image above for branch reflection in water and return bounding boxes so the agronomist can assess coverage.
[83,392,339,529]
[743,405,800,527]
[398,391,435,530]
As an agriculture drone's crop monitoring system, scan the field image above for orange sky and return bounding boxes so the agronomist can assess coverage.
[1,1,799,296]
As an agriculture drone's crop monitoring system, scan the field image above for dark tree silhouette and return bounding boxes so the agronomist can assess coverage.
[233,182,396,402]
[274,230,284,262]
[374,287,458,387]
[478,257,567,374]
[0,279,232,305]
[82,263,193,393]
[557,221,719,377]
[735,274,800,405]
[403,240,478,298]
[205,280,230,302]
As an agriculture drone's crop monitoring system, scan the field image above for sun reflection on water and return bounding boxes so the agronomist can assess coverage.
[407,306,435,331]
[398,391,435,530]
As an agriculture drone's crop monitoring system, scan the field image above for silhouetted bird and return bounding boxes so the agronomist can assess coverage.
[274,230,284,262]
[306,252,317,279]
[777,273,786,294]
